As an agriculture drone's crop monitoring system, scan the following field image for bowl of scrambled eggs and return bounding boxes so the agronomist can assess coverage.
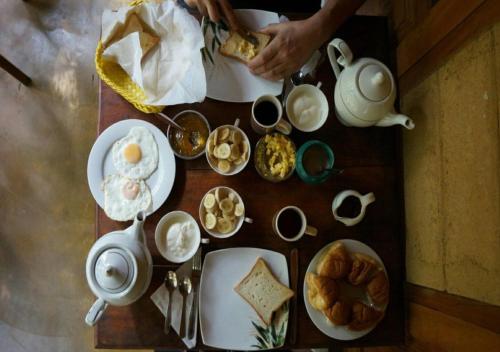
[254,133,296,182]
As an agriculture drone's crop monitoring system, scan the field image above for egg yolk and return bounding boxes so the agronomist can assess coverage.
[122,181,140,200]
[124,143,142,164]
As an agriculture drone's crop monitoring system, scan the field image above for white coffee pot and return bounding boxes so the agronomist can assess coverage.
[327,38,415,130]
[85,211,153,326]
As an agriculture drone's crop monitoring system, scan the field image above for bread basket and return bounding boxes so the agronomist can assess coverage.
[94,0,164,114]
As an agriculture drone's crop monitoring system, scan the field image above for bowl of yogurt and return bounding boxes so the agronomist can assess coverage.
[286,83,329,132]
[155,211,202,263]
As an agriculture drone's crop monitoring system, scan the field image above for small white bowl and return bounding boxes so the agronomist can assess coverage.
[286,83,329,132]
[205,119,251,176]
[167,110,211,160]
[155,211,201,263]
[199,186,253,238]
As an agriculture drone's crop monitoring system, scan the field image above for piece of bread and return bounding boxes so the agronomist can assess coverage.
[366,270,389,305]
[324,301,352,326]
[219,31,271,64]
[317,242,352,280]
[234,257,294,325]
[306,273,339,310]
[348,301,384,331]
[347,253,378,286]
[109,13,160,59]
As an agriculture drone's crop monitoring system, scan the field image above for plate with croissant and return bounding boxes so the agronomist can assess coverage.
[303,239,389,340]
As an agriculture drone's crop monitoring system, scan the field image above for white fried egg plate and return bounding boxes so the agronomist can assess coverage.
[87,119,176,219]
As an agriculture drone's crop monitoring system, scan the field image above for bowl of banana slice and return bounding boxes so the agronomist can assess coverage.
[199,186,253,238]
[205,119,251,176]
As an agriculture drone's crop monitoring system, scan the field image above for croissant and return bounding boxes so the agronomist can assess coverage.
[306,273,339,310]
[324,301,351,326]
[366,271,389,305]
[347,253,378,286]
[348,301,383,331]
[317,242,352,279]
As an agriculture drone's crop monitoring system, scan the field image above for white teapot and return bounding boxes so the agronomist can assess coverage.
[85,211,153,326]
[327,38,414,129]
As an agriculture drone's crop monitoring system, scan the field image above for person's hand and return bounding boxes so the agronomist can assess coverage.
[248,20,323,81]
[184,0,240,30]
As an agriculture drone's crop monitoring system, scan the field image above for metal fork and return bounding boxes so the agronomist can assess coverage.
[187,248,202,340]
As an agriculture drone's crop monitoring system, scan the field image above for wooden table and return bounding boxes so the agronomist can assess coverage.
[95,16,405,350]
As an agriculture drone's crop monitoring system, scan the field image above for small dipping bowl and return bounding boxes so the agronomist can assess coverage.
[254,133,296,183]
[155,211,202,263]
[167,110,211,160]
[296,140,335,184]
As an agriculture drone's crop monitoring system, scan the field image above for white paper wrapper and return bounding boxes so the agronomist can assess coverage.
[151,261,197,349]
[101,1,206,106]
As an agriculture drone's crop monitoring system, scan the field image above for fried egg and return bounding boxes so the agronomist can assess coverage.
[112,126,158,179]
[103,174,152,221]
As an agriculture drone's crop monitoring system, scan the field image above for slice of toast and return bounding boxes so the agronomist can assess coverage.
[234,257,294,325]
[219,31,271,64]
[111,13,159,59]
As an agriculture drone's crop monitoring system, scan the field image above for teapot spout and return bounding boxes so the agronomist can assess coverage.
[376,112,415,129]
[128,211,146,243]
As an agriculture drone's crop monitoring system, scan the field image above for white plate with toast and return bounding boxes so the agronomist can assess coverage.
[304,239,389,340]
[199,248,291,350]
[201,9,283,102]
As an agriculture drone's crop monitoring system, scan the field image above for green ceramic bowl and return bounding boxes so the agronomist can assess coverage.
[296,140,335,184]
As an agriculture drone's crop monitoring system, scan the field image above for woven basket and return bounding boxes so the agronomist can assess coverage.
[95,0,164,114]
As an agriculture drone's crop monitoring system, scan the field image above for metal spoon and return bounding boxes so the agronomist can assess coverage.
[156,112,185,131]
[164,271,178,335]
[178,277,192,338]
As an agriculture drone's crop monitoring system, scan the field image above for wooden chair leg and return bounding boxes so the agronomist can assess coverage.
[0,55,32,86]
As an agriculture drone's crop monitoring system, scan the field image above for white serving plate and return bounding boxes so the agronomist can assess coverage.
[199,248,289,350]
[304,239,388,340]
[202,9,283,102]
[87,119,176,217]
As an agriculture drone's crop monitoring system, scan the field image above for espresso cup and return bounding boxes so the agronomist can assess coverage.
[251,95,292,135]
[272,206,317,242]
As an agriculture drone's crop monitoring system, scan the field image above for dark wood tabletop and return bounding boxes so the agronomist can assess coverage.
[94,15,405,350]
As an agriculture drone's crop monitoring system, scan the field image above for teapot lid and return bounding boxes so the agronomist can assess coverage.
[94,248,135,293]
[357,63,392,102]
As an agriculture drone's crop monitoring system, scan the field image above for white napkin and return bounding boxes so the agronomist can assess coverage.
[151,261,197,349]
[101,1,206,106]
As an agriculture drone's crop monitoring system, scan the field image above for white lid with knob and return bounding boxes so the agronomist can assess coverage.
[357,64,392,102]
[93,247,136,293]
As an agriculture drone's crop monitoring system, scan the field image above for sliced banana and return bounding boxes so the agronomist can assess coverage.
[217,143,231,159]
[219,198,234,214]
[214,187,225,203]
[233,157,244,165]
[203,193,216,210]
[241,141,249,154]
[228,192,237,202]
[219,127,230,142]
[231,130,242,144]
[223,213,236,223]
[218,159,231,173]
[207,137,215,156]
[235,202,244,217]
[205,212,217,230]
[216,217,233,234]
[212,129,219,144]
[230,143,240,160]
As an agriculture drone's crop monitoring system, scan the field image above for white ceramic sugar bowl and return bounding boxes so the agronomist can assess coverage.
[85,211,153,326]
[328,38,415,130]
[332,190,376,226]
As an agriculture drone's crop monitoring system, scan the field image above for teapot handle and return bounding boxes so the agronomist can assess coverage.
[85,298,108,326]
[327,38,353,79]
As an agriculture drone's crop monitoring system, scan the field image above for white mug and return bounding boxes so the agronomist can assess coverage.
[272,206,317,242]
[285,82,329,132]
[251,95,292,135]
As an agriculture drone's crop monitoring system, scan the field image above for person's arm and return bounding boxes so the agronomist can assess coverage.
[248,0,366,81]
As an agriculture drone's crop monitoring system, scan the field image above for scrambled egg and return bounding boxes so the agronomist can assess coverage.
[264,134,296,178]
[237,39,256,60]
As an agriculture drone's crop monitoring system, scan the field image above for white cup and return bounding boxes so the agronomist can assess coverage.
[285,82,329,132]
[272,206,317,242]
[251,95,292,135]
